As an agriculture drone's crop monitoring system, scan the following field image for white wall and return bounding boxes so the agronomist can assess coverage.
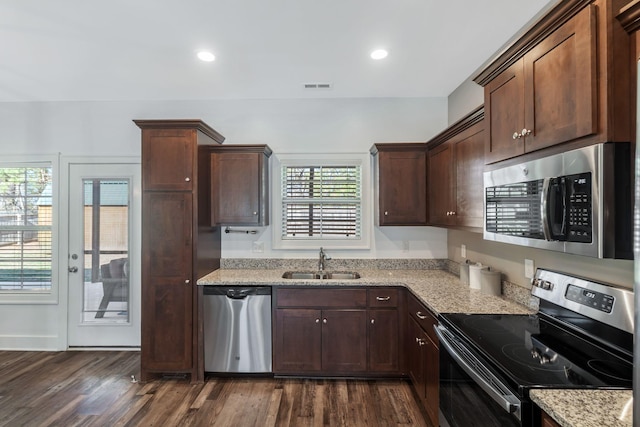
[0,96,449,350]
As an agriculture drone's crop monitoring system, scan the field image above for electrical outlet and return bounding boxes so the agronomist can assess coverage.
[252,241,264,253]
[461,244,466,259]
[524,259,535,279]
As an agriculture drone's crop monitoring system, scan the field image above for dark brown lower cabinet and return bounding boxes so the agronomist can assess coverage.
[273,287,402,376]
[321,309,368,372]
[406,296,439,427]
[368,309,400,372]
[273,309,322,372]
[540,410,562,427]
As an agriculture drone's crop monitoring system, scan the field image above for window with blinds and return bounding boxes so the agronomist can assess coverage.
[282,165,361,239]
[0,166,53,291]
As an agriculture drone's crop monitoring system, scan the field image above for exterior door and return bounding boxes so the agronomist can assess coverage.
[67,163,141,347]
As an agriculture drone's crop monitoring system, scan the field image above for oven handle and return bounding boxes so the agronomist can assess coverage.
[434,324,522,421]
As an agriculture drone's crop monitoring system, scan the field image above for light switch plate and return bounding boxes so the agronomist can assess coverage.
[524,259,535,279]
[461,244,466,259]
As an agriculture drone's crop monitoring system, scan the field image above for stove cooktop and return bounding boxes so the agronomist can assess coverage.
[440,312,633,390]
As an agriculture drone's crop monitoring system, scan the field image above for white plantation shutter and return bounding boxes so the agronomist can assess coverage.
[282,165,361,239]
[0,165,53,291]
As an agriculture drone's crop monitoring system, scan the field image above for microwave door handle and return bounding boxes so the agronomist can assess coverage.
[541,178,552,240]
[560,178,567,237]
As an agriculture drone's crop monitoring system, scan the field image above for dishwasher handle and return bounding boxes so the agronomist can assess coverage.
[226,288,250,299]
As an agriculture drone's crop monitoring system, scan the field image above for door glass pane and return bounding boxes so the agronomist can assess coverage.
[82,179,129,323]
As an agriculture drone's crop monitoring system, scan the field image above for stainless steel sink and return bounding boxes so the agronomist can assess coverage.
[282,271,323,279]
[324,272,361,280]
[281,271,361,280]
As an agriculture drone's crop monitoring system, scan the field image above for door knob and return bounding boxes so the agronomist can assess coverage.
[68,266,78,273]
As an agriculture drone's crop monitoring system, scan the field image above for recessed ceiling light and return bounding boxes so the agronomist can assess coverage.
[197,51,216,62]
[370,49,388,60]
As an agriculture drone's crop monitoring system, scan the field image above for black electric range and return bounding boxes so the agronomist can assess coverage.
[436,269,633,427]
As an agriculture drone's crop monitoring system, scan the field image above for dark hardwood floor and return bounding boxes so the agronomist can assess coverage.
[0,351,431,427]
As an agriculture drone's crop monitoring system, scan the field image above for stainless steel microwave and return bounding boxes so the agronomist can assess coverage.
[483,143,632,259]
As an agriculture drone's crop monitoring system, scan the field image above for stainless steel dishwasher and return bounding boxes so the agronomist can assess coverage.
[203,286,272,373]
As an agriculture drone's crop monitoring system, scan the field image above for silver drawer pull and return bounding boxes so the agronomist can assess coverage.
[376,296,391,301]
[416,311,427,320]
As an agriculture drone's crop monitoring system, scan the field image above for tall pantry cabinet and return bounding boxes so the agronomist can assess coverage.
[134,119,225,383]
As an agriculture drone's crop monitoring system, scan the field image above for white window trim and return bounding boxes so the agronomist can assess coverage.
[0,154,59,304]
[272,153,371,250]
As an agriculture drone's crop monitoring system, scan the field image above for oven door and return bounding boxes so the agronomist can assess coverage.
[435,324,533,427]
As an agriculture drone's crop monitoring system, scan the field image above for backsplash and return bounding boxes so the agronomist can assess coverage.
[221,258,448,270]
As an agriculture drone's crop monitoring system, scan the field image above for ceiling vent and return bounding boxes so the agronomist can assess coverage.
[303,82,332,89]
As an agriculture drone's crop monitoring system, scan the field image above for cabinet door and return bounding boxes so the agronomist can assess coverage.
[378,150,427,225]
[407,316,426,399]
[368,309,400,372]
[484,60,525,164]
[142,129,195,191]
[424,335,439,427]
[141,192,193,371]
[211,152,262,225]
[273,309,322,373]
[321,309,367,373]
[524,5,596,153]
[453,125,484,229]
[428,142,454,226]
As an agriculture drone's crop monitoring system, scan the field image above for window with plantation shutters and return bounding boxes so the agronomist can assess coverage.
[282,165,361,239]
[0,165,53,291]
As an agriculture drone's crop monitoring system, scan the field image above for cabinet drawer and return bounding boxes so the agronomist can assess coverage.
[367,288,399,307]
[276,288,367,308]
[407,294,438,344]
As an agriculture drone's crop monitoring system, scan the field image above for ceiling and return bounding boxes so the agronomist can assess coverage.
[0,0,557,102]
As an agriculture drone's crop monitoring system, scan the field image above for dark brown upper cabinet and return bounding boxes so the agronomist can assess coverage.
[475,0,631,164]
[210,145,272,226]
[371,143,427,226]
[427,107,484,231]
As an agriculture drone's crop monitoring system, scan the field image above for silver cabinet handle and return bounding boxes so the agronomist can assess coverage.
[185,177,191,182]
[416,311,427,320]
[376,296,390,301]
[323,318,327,324]
[522,128,531,136]
[371,319,375,324]
[316,319,320,323]
[512,132,522,139]
[253,212,257,215]
[68,266,78,273]
[185,279,190,284]
[384,211,388,215]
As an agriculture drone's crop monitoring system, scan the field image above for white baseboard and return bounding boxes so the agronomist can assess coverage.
[0,335,62,351]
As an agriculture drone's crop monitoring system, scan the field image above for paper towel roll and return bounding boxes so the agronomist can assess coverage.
[469,263,486,290]
[480,268,502,296]
[459,260,471,284]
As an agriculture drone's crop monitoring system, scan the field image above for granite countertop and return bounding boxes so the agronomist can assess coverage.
[197,268,533,315]
[530,389,633,427]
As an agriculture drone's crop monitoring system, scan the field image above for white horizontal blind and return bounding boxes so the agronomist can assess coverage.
[282,165,361,239]
[0,166,53,291]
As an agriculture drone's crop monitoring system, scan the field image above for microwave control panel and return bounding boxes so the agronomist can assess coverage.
[566,173,592,243]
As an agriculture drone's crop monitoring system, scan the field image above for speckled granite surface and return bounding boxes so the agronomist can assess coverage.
[198,268,533,315]
[530,389,633,427]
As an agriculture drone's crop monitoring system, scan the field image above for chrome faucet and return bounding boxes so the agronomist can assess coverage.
[318,247,331,271]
